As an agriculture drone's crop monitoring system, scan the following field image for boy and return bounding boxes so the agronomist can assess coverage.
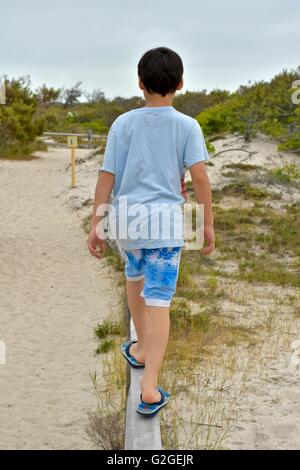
[88,47,214,416]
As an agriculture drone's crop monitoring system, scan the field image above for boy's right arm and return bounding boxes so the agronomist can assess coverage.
[189,162,215,255]
[87,171,115,259]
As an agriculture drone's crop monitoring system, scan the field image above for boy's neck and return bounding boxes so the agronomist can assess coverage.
[143,94,174,108]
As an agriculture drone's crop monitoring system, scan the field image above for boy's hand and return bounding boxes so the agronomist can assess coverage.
[181,176,187,200]
[201,225,215,255]
[87,224,107,259]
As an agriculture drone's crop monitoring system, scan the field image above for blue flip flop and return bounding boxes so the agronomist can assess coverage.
[136,386,170,416]
[120,340,145,369]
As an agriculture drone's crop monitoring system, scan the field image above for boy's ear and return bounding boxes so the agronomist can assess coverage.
[138,77,145,91]
[177,79,184,91]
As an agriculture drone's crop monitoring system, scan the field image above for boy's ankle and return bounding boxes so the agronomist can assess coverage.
[140,377,157,392]
[130,342,145,363]
[141,385,161,403]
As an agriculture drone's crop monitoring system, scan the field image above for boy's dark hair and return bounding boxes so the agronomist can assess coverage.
[138,47,183,97]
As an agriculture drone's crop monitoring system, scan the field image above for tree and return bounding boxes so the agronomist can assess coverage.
[84,88,106,104]
[110,95,145,112]
[196,67,300,151]
[174,89,230,117]
[0,76,44,157]
[265,69,300,151]
[36,84,61,106]
[62,81,83,107]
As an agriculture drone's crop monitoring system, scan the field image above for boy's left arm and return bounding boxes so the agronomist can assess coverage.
[189,162,215,255]
[87,171,115,259]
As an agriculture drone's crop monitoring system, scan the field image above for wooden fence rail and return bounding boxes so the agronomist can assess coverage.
[43,131,107,149]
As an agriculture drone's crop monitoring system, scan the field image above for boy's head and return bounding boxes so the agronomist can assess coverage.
[138,47,184,98]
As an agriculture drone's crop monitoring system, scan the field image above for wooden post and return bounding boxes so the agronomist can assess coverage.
[67,136,78,188]
[88,129,92,149]
[71,147,76,188]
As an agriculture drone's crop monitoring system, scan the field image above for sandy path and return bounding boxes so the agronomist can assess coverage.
[0,148,117,450]
[227,364,300,450]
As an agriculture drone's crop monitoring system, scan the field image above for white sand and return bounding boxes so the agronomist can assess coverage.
[227,355,300,450]
[0,148,118,450]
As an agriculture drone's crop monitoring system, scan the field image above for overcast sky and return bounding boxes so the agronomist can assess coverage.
[1,0,299,99]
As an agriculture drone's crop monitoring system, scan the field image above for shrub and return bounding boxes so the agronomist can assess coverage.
[269,164,300,184]
[0,76,44,158]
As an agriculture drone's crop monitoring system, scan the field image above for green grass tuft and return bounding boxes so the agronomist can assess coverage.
[223,163,261,172]
[94,320,122,339]
[268,164,300,185]
[96,339,116,354]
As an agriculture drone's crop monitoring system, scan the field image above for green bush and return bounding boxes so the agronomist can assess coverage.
[269,164,300,184]
[82,119,108,133]
[196,101,232,136]
[195,68,300,151]
[0,76,44,158]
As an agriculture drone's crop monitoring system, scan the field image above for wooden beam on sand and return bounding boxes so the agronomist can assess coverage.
[124,316,162,450]
[42,131,107,149]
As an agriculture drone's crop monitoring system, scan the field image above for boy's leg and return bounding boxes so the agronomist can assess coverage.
[126,278,148,363]
[140,247,181,403]
[140,305,170,403]
[123,249,148,363]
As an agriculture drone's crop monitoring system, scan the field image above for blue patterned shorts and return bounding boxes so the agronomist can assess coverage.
[123,247,181,307]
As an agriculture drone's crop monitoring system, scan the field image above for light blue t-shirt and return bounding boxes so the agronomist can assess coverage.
[100,105,209,249]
